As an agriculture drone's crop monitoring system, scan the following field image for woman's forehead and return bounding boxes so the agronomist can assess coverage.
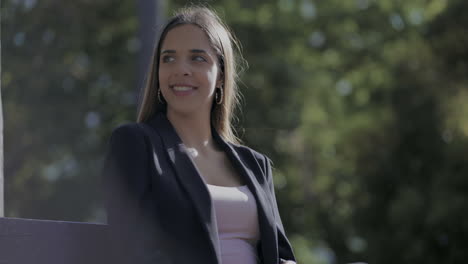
[161,24,216,53]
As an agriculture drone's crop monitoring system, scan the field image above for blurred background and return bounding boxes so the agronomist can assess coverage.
[2,0,468,263]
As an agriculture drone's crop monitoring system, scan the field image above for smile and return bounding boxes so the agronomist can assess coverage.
[170,85,197,96]
[172,86,196,91]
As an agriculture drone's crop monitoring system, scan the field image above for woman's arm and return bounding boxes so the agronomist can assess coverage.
[102,124,163,264]
[263,155,297,263]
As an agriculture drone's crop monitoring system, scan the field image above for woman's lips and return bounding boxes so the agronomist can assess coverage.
[171,85,197,96]
[169,83,197,96]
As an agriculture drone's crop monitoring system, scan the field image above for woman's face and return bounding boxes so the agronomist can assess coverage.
[158,24,222,117]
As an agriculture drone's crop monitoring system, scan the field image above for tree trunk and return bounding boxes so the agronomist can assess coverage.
[0,5,4,217]
[136,0,165,110]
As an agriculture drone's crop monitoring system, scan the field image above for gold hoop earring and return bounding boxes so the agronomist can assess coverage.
[158,89,165,104]
[215,87,223,105]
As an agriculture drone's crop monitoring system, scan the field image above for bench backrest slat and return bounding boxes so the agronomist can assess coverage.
[0,217,109,264]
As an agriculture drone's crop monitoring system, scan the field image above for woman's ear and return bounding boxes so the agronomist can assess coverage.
[216,76,224,88]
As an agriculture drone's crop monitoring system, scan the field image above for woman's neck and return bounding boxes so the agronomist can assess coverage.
[166,110,219,157]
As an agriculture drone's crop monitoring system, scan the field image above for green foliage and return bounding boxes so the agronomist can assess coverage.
[2,0,137,221]
[2,0,468,263]
[170,0,468,263]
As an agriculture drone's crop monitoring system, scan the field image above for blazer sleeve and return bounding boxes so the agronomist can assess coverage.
[102,124,169,264]
[263,154,297,263]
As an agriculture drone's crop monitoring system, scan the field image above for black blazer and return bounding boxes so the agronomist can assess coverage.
[103,112,296,264]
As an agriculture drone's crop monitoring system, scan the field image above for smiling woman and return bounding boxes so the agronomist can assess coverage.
[103,6,297,264]
[158,24,222,117]
[137,6,240,144]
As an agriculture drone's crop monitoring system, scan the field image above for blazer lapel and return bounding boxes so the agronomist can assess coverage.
[147,113,221,264]
[212,128,279,264]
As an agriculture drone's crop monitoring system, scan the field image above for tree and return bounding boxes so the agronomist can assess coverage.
[3,0,467,262]
[2,0,138,221]
[1,4,4,217]
[169,1,468,263]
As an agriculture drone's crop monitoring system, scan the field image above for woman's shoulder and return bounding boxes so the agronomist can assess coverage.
[228,141,265,158]
[111,122,140,133]
[108,122,147,143]
[226,142,273,174]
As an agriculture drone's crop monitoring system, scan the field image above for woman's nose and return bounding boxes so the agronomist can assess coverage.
[175,61,191,76]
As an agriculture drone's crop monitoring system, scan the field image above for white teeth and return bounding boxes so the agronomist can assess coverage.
[172,86,194,91]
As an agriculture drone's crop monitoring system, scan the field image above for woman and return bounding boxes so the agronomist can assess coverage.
[103,6,297,264]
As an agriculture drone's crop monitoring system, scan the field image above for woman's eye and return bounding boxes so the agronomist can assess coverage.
[193,55,207,62]
[162,56,174,63]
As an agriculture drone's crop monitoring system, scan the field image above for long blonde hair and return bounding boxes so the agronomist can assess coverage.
[137,6,244,144]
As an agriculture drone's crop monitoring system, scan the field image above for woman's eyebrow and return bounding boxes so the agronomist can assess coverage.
[161,49,208,54]
[190,49,207,54]
[161,49,176,54]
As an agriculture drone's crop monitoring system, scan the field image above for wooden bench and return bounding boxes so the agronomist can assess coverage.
[0,217,109,264]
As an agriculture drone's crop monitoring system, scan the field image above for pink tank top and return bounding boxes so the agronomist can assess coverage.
[206,184,260,264]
